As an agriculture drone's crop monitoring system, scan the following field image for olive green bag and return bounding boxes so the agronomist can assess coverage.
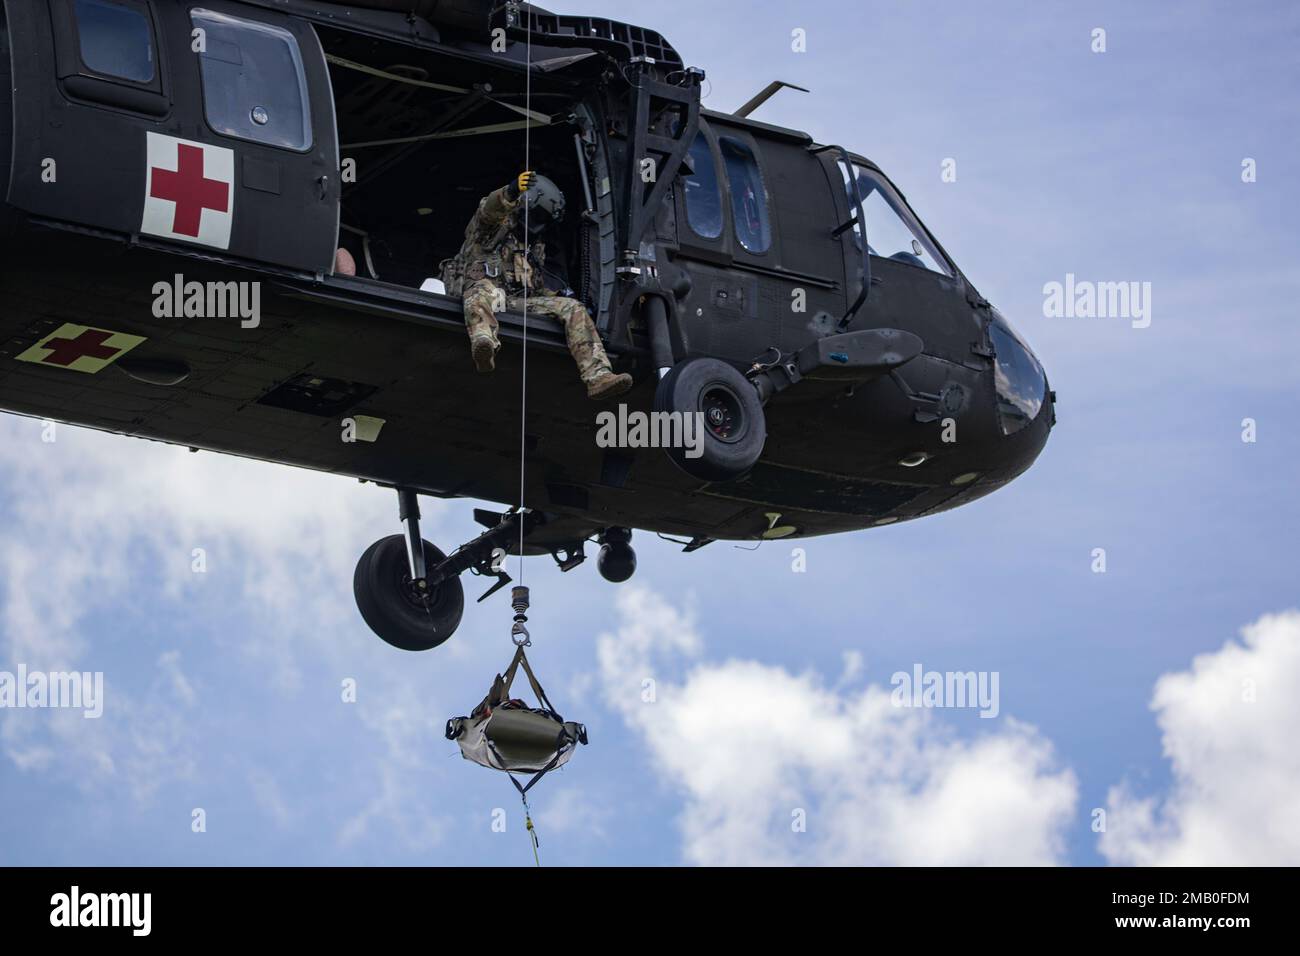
[446,645,587,794]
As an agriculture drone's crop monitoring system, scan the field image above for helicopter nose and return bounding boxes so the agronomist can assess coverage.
[987,309,1050,437]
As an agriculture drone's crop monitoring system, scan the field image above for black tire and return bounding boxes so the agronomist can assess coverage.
[653,357,766,482]
[353,535,464,651]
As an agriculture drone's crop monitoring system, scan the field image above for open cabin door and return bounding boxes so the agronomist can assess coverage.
[4,0,338,273]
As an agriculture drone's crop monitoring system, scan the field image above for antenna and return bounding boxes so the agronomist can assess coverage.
[734,81,810,119]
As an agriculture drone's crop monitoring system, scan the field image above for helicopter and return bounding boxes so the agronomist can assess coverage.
[0,0,1055,651]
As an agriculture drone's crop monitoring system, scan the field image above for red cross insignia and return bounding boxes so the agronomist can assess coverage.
[141,132,234,249]
[15,323,146,374]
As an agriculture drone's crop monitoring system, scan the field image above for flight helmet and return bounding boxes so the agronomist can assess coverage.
[523,173,565,233]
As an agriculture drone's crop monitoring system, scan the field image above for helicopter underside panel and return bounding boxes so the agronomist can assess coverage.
[0,223,948,542]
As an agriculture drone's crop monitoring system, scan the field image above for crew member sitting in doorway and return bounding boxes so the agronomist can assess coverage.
[442,171,632,401]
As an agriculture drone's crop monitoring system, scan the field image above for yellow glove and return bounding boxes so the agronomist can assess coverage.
[510,170,536,200]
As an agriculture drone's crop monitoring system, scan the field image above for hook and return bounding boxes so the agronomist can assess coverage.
[511,585,531,645]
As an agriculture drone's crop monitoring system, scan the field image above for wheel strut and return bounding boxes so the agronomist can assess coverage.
[397,487,427,585]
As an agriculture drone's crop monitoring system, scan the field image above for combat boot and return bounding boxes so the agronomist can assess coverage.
[470,331,498,373]
[586,370,633,401]
[562,302,632,400]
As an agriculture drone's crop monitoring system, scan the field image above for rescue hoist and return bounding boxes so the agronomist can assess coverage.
[441,5,588,867]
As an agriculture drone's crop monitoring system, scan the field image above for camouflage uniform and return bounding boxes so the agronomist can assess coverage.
[443,185,616,386]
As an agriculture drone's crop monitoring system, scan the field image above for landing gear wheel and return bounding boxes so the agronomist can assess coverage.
[353,535,464,651]
[653,357,766,482]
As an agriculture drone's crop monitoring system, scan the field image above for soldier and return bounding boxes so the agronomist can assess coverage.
[443,170,633,401]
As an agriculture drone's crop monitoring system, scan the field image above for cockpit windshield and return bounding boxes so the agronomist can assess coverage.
[988,309,1046,435]
[839,162,951,277]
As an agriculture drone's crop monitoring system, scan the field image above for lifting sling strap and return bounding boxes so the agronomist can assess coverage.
[484,645,572,797]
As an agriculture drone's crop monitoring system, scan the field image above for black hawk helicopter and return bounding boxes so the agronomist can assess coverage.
[0,0,1054,650]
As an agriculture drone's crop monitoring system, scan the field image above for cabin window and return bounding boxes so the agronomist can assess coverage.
[988,310,1046,435]
[74,0,155,83]
[191,9,312,151]
[840,163,950,276]
[683,133,723,240]
[719,136,771,254]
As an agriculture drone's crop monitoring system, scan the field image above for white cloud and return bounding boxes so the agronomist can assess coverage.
[156,650,197,707]
[248,766,294,829]
[0,415,388,669]
[0,415,457,847]
[596,587,1078,865]
[0,416,373,781]
[536,784,611,842]
[8,417,1298,866]
[336,760,448,853]
[1100,609,1300,866]
[0,642,200,801]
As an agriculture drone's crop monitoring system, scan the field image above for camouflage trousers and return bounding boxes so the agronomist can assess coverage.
[463,278,614,384]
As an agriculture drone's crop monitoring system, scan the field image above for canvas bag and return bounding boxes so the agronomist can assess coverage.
[446,645,587,793]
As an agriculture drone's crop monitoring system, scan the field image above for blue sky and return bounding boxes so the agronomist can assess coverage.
[1,0,1298,866]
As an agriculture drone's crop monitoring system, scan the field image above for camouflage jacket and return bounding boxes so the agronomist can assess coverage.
[440,185,548,297]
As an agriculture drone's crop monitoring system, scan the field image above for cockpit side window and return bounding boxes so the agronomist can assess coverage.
[191,9,312,152]
[988,309,1046,434]
[840,162,950,277]
[73,0,156,84]
[719,136,771,254]
[683,132,723,240]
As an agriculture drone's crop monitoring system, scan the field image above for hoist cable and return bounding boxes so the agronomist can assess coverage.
[512,23,542,868]
[516,17,532,590]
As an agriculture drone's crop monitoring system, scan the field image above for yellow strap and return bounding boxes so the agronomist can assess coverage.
[324,54,468,94]
[524,809,541,867]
